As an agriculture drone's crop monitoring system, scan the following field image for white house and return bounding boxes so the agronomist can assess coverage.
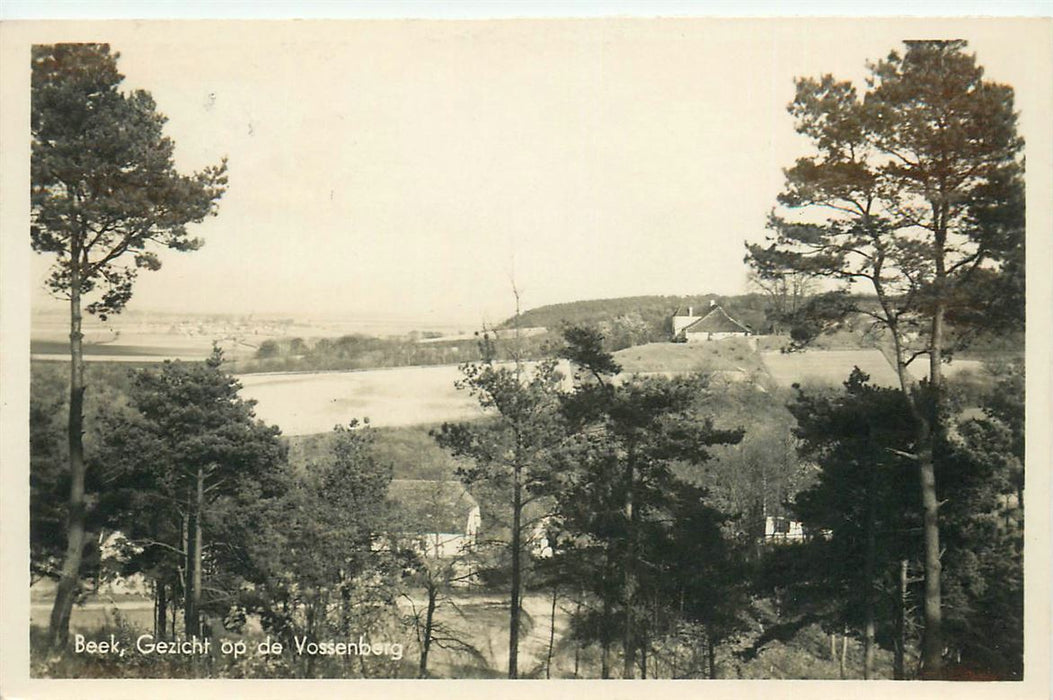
[672,302,752,342]
[763,516,806,542]
[386,479,481,559]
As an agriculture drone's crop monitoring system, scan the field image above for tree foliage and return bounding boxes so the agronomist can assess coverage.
[32,43,228,318]
[747,40,1023,357]
[771,366,1025,679]
[240,421,403,677]
[97,350,287,636]
[548,327,746,677]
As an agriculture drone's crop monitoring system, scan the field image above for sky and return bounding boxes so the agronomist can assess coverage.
[24,17,1049,328]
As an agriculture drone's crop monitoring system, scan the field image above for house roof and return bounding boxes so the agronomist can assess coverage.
[672,303,712,318]
[387,479,478,534]
[682,305,751,334]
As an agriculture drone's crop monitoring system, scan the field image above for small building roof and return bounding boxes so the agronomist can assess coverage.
[682,305,751,334]
[387,479,478,534]
[672,303,713,318]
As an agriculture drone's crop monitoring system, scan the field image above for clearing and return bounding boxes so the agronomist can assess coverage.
[238,365,486,436]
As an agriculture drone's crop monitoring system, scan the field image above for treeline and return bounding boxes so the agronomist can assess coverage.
[234,292,1020,377]
[235,331,556,374]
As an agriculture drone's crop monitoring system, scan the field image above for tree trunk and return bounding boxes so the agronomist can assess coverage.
[340,577,352,636]
[622,455,637,679]
[47,267,88,651]
[193,467,204,634]
[156,580,168,638]
[574,595,582,678]
[47,263,88,648]
[184,496,196,635]
[863,454,877,680]
[894,559,908,680]
[839,626,848,679]
[918,440,943,676]
[546,586,558,678]
[888,307,943,679]
[915,210,952,677]
[918,306,945,677]
[601,594,611,679]
[508,465,522,679]
[708,630,717,679]
[184,467,204,637]
[864,604,876,680]
[914,307,947,677]
[419,584,436,678]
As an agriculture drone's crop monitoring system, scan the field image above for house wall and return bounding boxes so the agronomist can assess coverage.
[420,532,473,559]
[465,506,481,540]
[672,315,699,336]
[683,330,750,342]
[763,516,805,542]
[413,507,480,559]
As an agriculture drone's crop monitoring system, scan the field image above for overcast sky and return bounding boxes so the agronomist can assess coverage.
[26,18,1046,327]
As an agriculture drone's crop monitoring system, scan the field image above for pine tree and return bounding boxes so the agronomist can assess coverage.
[745,40,1024,675]
[32,43,227,648]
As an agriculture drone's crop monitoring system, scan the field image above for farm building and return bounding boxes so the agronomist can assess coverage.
[672,302,752,342]
[386,479,481,559]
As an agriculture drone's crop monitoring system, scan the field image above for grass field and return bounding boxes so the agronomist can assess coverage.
[613,338,764,375]
[288,424,464,480]
[760,348,903,389]
[238,365,487,436]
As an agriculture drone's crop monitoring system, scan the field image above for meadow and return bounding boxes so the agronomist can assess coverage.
[237,365,486,436]
[760,348,904,389]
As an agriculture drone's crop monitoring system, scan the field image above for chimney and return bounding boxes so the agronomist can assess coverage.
[710,300,717,308]
[687,306,693,317]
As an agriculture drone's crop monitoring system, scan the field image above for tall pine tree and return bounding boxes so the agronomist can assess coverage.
[745,40,1024,675]
[32,43,227,648]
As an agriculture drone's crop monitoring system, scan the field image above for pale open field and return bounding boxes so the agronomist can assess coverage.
[760,348,904,389]
[614,338,763,374]
[238,366,487,435]
[238,361,572,436]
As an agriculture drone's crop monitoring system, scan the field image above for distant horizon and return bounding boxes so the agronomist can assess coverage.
[30,289,767,327]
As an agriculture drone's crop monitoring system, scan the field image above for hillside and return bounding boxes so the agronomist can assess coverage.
[613,338,765,376]
[501,294,771,347]
[287,424,463,481]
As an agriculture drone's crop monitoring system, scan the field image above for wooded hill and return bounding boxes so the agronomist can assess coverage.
[498,294,771,344]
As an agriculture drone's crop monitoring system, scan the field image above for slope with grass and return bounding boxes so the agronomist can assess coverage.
[612,337,765,377]
[287,424,464,481]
